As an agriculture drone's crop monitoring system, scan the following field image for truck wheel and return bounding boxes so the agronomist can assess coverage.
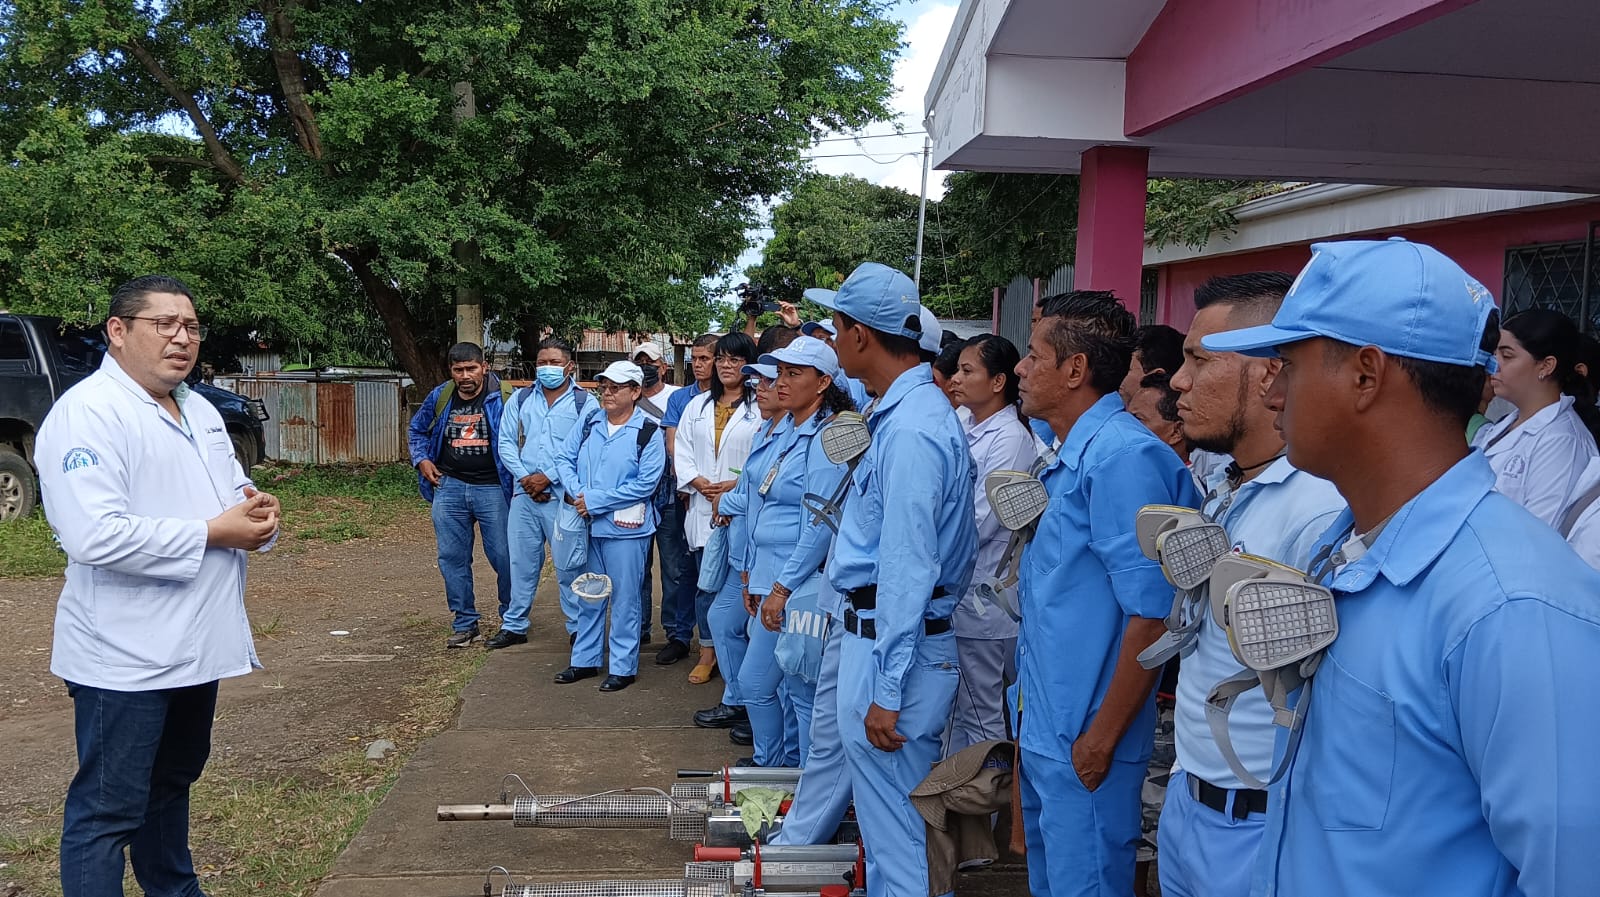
[0,445,38,521]
[230,430,259,470]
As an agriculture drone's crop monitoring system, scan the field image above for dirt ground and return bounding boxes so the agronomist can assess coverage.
[0,506,485,892]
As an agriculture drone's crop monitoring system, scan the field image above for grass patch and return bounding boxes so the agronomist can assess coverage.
[260,463,423,546]
[0,512,66,578]
[0,634,488,897]
[0,465,422,578]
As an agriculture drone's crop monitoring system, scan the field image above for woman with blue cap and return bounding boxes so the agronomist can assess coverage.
[739,336,856,766]
[692,361,788,736]
[550,360,667,692]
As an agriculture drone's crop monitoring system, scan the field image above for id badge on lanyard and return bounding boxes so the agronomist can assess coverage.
[758,463,780,496]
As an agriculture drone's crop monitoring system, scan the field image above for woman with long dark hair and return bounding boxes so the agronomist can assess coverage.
[1472,308,1600,527]
[676,332,763,682]
[742,336,857,766]
[943,334,1037,753]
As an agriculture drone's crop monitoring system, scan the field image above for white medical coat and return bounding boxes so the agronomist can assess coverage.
[1471,394,1598,527]
[35,355,264,691]
[674,392,762,550]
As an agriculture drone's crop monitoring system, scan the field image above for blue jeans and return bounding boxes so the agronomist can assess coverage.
[431,477,512,631]
[61,681,217,897]
[643,499,695,643]
[506,492,580,634]
[573,535,649,676]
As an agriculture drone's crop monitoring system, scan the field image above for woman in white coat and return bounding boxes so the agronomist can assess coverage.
[1472,308,1600,527]
[676,331,763,682]
[943,334,1038,754]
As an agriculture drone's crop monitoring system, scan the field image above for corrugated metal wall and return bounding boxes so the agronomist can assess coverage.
[997,264,1077,352]
[214,377,406,464]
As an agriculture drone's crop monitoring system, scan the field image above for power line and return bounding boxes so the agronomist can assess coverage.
[802,151,924,163]
[812,130,927,144]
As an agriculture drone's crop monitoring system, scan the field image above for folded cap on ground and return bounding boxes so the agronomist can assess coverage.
[1202,237,1496,368]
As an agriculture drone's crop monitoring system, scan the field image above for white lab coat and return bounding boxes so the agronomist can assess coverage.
[1564,456,1600,571]
[674,391,762,550]
[35,355,265,691]
[1471,394,1599,527]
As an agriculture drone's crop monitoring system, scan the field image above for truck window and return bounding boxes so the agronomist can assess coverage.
[53,327,106,377]
[0,318,35,373]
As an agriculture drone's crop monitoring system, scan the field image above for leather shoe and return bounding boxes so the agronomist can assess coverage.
[728,721,753,745]
[733,757,758,768]
[599,674,637,692]
[694,703,748,729]
[654,639,691,665]
[485,629,528,650]
[553,666,599,684]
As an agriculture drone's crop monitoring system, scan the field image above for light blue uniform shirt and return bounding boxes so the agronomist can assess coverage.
[552,406,667,540]
[826,365,977,712]
[743,413,847,595]
[1254,453,1600,897]
[496,380,587,489]
[1174,457,1344,788]
[1017,393,1202,763]
[719,416,790,572]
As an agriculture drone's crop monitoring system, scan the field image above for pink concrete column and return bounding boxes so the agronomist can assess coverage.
[1074,145,1149,313]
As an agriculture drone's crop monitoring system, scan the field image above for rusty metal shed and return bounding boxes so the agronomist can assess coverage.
[213,375,408,465]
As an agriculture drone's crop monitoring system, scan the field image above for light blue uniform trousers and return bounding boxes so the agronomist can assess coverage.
[571,535,648,676]
[506,492,580,634]
[1020,746,1146,897]
[706,567,749,707]
[770,618,851,843]
[1157,770,1262,897]
[838,628,959,897]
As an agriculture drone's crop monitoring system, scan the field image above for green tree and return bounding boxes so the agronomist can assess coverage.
[0,0,902,383]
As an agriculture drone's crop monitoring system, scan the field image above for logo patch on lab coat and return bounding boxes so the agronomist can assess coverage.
[62,447,99,471]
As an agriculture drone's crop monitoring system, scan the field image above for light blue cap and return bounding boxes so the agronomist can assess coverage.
[804,263,922,341]
[759,336,841,382]
[1203,237,1497,368]
[918,306,944,355]
[800,319,837,338]
[741,362,779,380]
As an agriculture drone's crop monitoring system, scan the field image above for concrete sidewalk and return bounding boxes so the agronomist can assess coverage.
[314,582,1029,897]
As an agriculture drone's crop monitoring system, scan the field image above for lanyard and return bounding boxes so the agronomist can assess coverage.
[1307,511,1396,585]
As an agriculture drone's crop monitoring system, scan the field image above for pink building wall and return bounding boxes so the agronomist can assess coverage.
[1156,201,1600,331]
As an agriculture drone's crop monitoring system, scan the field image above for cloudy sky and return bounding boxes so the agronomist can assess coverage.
[720,1,958,293]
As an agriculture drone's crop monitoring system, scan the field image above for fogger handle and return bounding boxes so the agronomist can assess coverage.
[436,803,515,821]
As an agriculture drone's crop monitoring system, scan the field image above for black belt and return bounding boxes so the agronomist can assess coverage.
[844,584,948,611]
[1189,774,1267,820]
[842,607,951,639]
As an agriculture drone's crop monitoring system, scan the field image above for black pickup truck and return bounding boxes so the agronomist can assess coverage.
[0,313,269,521]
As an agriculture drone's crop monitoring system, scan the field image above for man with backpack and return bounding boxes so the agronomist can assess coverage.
[408,342,515,648]
[492,337,591,648]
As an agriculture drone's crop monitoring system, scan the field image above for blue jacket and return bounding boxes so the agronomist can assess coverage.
[407,378,515,503]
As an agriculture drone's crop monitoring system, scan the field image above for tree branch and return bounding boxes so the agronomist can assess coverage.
[261,0,330,170]
[123,38,247,186]
[147,154,217,169]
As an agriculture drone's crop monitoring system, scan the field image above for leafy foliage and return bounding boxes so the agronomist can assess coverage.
[747,171,1275,320]
[0,0,903,382]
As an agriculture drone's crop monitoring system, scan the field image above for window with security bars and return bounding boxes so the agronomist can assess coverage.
[1502,230,1599,333]
[1140,268,1159,325]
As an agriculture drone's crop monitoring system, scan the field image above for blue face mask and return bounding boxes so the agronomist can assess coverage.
[535,365,568,389]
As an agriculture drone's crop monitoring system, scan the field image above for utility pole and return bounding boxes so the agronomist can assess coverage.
[452,79,483,347]
[912,136,931,287]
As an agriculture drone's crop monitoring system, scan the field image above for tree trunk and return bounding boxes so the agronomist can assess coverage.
[341,250,449,386]
[262,0,328,166]
[452,80,482,347]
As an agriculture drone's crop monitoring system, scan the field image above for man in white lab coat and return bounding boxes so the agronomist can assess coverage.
[35,275,279,897]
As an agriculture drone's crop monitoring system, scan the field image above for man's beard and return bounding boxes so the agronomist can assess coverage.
[1186,373,1251,456]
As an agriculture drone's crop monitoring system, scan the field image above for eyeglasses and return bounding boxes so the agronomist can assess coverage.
[714,355,746,367]
[597,383,637,395]
[122,316,208,340]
